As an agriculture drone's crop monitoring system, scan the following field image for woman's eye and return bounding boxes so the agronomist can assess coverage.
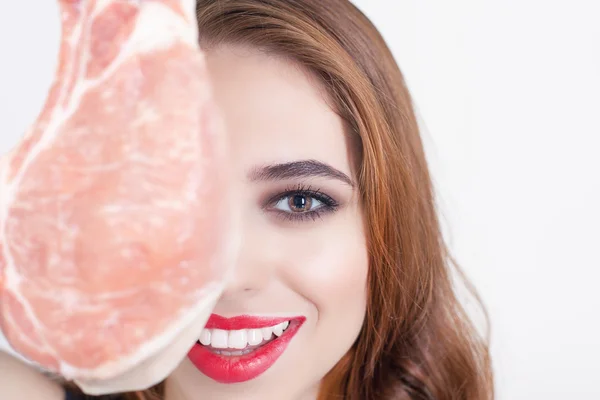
[273,194,323,213]
[264,187,339,222]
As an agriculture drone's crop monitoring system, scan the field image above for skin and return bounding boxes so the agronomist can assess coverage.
[0,351,65,400]
[165,45,369,399]
[1,44,369,400]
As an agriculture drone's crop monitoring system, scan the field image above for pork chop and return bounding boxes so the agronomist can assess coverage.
[0,0,235,382]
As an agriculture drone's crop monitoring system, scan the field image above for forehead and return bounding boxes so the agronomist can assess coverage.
[204,45,352,178]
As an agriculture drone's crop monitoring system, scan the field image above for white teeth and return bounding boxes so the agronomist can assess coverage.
[199,329,211,346]
[213,348,253,356]
[199,321,292,349]
[273,323,284,337]
[247,329,263,345]
[273,321,289,337]
[228,330,247,349]
[211,329,229,349]
[261,327,273,341]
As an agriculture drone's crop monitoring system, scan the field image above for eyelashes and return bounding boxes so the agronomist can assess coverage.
[263,184,340,223]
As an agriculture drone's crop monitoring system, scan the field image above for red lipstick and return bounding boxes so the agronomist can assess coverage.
[188,314,305,384]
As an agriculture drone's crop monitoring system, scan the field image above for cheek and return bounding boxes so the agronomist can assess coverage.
[277,211,369,382]
[282,212,369,324]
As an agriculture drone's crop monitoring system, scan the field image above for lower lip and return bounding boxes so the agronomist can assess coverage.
[188,318,305,384]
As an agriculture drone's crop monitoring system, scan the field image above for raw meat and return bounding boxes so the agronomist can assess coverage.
[0,0,235,384]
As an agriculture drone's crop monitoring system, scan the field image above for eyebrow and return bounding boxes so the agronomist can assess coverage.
[248,159,355,187]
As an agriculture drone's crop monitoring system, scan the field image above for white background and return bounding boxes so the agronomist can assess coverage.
[1,1,599,399]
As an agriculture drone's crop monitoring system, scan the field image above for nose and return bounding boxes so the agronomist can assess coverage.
[219,219,279,298]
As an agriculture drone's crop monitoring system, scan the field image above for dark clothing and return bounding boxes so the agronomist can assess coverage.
[65,390,83,400]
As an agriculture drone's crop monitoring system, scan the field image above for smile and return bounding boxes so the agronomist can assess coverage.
[188,314,305,383]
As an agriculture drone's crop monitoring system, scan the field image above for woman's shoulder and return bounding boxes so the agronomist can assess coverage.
[0,351,65,400]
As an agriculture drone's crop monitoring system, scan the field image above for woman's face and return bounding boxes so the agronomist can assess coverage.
[167,45,369,400]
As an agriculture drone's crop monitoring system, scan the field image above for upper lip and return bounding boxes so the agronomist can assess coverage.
[204,314,302,330]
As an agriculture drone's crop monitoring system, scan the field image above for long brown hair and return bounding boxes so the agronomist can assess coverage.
[65,0,493,398]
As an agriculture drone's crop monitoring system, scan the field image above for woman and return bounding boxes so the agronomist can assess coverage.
[3,0,493,399]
